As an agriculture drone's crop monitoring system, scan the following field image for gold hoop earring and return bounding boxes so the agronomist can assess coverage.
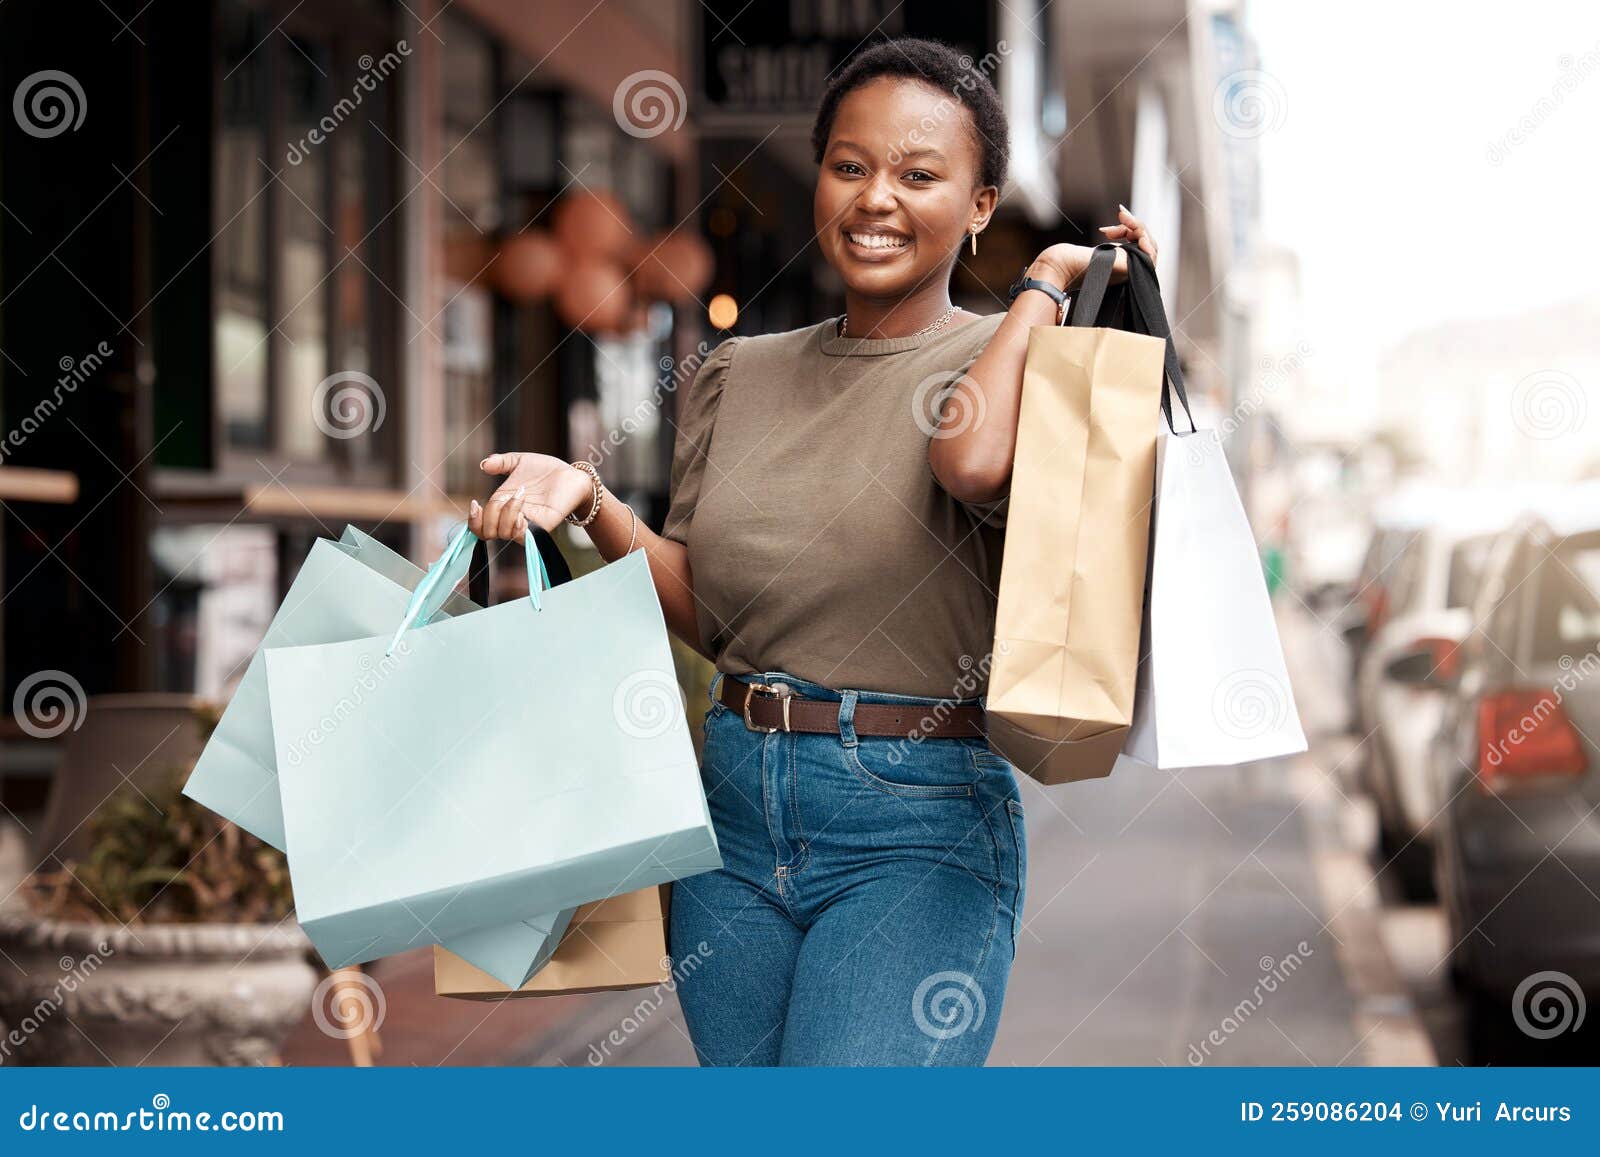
[969,227,979,256]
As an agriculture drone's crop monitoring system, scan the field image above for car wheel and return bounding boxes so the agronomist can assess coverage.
[1378,821,1437,903]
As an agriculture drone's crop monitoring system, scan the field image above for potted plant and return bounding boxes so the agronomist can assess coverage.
[0,708,316,1066]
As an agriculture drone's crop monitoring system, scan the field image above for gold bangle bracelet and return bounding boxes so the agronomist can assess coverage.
[567,460,604,527]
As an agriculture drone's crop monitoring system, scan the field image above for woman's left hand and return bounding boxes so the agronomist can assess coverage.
[1027,205,1158,291]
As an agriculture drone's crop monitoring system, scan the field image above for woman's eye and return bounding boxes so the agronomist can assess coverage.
[835,162,864,176]
[904,170,936,183]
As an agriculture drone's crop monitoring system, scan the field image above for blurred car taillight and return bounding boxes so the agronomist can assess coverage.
[1475,689,1588,791]
[1410,636,1461,683]
[1364,584,1390,638]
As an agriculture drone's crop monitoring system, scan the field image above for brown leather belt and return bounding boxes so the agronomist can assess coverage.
[719,678,986,739]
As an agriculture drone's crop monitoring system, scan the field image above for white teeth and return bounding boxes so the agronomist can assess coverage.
[846,232,908,250]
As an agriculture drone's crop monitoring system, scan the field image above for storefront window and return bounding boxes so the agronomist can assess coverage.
[440,14,500,492]
[216,1,270,449]
[211,0,399,483]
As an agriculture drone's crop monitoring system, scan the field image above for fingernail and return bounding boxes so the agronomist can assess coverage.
[1119,202,1130,212]
[470,499,480,515]
[513,485,525,500]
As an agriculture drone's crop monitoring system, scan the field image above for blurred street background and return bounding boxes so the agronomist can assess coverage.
[1,0,1598,1067]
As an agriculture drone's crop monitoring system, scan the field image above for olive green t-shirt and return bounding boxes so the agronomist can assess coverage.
[663,313,1009,698]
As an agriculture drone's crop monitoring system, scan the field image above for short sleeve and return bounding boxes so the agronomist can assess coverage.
[662,337,741,546]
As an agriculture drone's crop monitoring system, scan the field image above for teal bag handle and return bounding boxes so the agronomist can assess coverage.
[386,523,550,656]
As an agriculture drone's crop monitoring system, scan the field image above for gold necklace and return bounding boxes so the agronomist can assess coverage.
[839,305,957,339]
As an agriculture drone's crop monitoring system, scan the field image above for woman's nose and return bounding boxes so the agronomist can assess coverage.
[857,172,898,213]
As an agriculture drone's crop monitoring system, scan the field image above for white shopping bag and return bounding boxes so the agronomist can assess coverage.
[1120,428,1307,769]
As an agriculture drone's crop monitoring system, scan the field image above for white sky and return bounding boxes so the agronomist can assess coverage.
[1248,0,1600,389]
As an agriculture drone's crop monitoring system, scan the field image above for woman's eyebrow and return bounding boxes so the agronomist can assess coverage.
[830,139,949,164]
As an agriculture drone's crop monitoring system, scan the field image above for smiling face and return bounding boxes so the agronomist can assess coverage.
[813,76,997,302]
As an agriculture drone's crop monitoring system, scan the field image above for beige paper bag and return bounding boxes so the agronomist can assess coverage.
[986,324,1166,785]
[433,885,671,1000]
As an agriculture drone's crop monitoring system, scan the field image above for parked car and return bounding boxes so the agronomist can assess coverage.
[1410,488,1600,999]
[1355,508,1511,897]
[1343,488,1449,731]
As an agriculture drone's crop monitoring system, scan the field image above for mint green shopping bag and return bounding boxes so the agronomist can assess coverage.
[264,534,720,972]
[182,524,580,987]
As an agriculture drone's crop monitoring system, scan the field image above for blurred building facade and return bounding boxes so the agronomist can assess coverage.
[0,0,1243,809]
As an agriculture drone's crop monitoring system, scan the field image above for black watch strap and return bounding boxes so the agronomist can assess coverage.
[1006,267,1068,312]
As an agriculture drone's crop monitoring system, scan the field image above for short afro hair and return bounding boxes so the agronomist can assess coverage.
[810,37,1010,190]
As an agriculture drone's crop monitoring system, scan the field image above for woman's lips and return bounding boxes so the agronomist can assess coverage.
[842,229,912,261]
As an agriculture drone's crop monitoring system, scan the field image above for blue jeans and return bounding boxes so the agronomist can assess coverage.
[668,671,1027,1066]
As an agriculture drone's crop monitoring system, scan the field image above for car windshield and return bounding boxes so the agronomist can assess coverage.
[1529,531,1600,663]
[1446,533,1497,609]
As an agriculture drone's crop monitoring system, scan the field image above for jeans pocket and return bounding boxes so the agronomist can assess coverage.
[1004,798,1027,950]
[843,735,979,799]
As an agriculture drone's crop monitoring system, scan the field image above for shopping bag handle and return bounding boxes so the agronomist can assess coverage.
[385,523,550,656]
[1060,241,1197,435]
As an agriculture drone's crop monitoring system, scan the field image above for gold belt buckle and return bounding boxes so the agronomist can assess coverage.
[743,681,793,733]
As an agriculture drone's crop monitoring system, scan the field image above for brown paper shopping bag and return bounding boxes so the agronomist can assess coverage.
[986,245,1168,785]
[433,885,671,1000]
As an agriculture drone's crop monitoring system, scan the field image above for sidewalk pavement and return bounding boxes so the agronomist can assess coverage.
[281,601,1430,1068]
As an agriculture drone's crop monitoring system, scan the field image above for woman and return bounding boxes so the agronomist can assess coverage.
[467,37,1157,1066]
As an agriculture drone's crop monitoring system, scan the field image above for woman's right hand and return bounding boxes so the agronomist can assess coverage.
[467,451,595,540]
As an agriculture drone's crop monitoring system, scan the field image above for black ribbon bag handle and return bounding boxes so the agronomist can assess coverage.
[1058,241,1197,435]
[468,524,572,606]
